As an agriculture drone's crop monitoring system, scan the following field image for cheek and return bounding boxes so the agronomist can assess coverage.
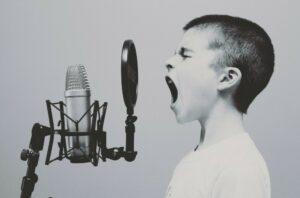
[179,65,218,97]
[178,65,218,113]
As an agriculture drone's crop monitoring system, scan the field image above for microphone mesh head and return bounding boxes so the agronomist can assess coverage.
[66,65,90,90]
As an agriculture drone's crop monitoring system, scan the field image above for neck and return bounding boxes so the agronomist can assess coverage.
[197,100,245,149]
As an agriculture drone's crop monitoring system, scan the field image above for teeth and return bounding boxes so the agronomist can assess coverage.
[165,76,178,103]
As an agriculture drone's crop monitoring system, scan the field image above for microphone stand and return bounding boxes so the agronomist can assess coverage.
[20,124,51,198]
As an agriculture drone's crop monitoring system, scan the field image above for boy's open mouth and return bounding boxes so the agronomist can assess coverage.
[165,76,178,103]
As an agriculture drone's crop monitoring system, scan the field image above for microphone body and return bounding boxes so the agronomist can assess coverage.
[65,65,91,160]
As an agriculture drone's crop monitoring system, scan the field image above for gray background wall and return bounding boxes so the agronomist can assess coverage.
[0,0,299,197]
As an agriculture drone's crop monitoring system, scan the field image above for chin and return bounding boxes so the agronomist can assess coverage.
[175,116,187,124]
[174,110,199,124]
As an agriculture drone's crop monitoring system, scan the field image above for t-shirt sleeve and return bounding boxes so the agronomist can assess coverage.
[211,166,269,198]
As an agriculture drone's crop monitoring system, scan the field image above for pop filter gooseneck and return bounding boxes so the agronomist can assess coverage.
[121,40,138,115]
[121,40,138,161]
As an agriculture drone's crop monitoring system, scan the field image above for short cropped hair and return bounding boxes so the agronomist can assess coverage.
[183,15,275,113]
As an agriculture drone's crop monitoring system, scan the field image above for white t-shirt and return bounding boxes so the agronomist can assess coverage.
[165,133,270,198]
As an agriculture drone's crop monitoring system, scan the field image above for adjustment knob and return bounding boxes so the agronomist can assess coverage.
[20,149,29,161]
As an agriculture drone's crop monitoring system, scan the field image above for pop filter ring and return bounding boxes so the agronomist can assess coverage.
[121,40,138,115]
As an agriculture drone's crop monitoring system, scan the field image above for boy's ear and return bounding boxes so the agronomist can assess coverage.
[217,67,242,91]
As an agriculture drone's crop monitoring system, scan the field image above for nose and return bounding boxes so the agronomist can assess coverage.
[165,56,178,71]
[166,64,174,71]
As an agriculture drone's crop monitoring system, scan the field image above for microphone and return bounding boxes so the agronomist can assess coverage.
[20,40,139,197]
[65,65,91,162]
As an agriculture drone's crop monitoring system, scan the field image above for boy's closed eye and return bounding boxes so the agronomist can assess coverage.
[176,47,192,59]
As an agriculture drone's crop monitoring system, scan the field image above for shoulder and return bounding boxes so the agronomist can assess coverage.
[211,162,271,198]
[210,135,271,198]
[220,133,271,184]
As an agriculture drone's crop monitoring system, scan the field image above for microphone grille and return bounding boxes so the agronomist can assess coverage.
[66,65,90,90]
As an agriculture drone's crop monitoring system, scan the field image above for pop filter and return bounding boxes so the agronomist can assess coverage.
[121,40,138,115]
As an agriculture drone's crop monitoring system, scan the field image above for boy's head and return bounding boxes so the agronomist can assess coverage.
[165,15,274,123]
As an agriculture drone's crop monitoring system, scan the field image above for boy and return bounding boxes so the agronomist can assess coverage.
[164,15,274,198]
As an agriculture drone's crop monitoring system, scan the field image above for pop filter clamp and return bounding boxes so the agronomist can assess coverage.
[20,40,139,198]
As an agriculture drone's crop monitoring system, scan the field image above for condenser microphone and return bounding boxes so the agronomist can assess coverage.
[20,40,139,198]
[65,65,91,161]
